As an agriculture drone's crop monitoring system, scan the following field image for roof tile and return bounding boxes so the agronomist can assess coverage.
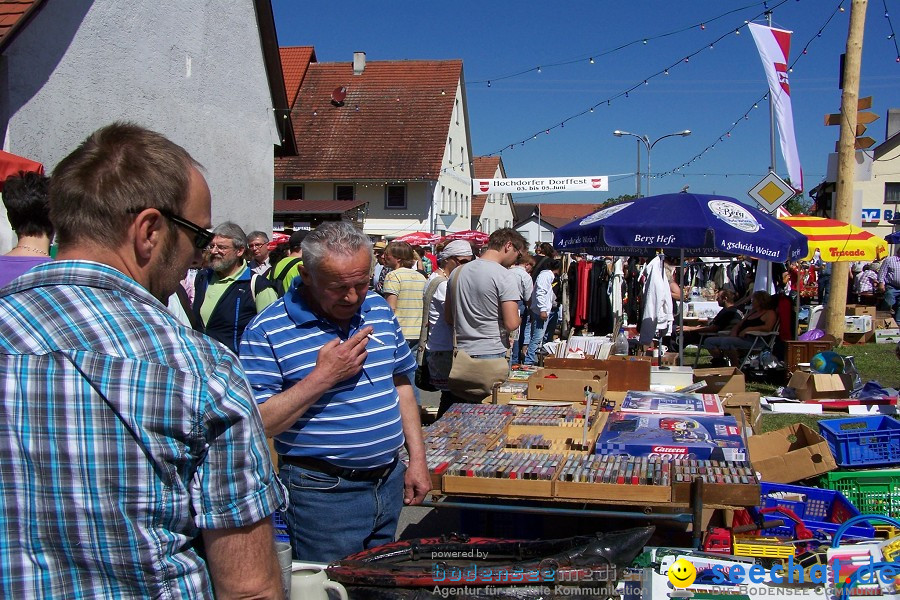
[0,0,39,44]
[279,46,315,108]
[470,156,502,217]
[276,59,462,182]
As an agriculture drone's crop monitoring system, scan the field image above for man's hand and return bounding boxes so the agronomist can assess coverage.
[540,311,548,321]
[313,326,372,388]
[403,456,432,505]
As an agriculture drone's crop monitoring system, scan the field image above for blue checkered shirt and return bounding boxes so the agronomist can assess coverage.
[0,261,285,599]
[878,255,900,288]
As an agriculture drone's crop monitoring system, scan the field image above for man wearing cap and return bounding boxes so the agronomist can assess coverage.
[268,230,306,295]
[423,240,474,417]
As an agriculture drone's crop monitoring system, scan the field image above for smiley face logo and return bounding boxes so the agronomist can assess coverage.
[668,558,697,588]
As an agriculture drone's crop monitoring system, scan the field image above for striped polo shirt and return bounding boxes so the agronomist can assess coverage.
[382,267,426,340]
[240,280,417,469]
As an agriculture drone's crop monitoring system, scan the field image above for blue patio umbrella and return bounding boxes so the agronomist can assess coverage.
[886,231,900,244]
[554,193,808,262]
[553,193,808,365]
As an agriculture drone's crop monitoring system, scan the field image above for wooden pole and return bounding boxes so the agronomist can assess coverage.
[825,0,867,342]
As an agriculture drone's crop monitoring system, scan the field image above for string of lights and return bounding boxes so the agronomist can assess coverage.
[884,0,900,62]
[483,0,797,157]
[467,0,786,86]
[657,0,847,180]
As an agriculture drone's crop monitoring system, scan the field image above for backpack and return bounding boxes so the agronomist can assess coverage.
[266,257,301,297]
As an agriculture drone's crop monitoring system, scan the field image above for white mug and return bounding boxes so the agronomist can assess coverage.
[290,568,348,600]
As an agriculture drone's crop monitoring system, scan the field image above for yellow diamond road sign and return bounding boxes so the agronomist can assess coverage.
[748,172,794,213]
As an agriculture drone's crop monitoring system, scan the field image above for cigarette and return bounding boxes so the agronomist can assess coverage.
[366,333,386,345]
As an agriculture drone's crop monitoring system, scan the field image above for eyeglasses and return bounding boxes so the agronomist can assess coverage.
[128,207,214,250]
[207,243,237,252]
[248,242,266,249]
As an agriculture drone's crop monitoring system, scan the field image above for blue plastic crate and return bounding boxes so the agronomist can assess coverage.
[818,416,900,468]
[273,511,290,544]
[750,482,875,540]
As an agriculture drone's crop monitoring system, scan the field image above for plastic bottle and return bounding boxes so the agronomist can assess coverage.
[614,328,629,355]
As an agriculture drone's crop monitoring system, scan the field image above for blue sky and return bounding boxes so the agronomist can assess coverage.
[272,0,899,206]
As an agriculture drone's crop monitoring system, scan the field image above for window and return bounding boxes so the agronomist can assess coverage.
[500,194,507,205]
[505,220,511,228]
[488,193,495,203]
[495,218,500,231]
[455,99,460,125]
[448,138,453,168]
[335,184,354,201]
[385,185,406,209]
[886,182,900,204]
[453,191,458,215]
[482,218,490,234]
[284,185,304,200]
[440,185,447,213]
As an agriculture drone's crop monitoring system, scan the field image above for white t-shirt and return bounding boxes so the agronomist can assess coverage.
[509,265,534,306]
[426,278,453,352]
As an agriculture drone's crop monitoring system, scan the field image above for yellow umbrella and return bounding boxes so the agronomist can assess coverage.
[778,215,888,262]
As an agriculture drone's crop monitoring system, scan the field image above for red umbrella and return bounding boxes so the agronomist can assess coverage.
[0,150,45,191]
[395,231,439,245]
[267,232,291,250]
[446,229,489,245]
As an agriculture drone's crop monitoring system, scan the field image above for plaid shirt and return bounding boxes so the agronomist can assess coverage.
[0,261,285,599]
[878,255,900,288]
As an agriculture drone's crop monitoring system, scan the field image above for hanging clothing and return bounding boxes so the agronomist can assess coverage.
[639,255,673,345]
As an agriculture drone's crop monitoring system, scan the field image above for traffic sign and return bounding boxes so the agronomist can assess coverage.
[748,172,795,213]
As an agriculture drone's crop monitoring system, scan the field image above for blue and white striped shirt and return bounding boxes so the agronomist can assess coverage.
[0,261,285,599]
[240,280,417,469]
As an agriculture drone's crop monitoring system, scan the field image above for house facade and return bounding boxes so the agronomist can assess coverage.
[813,109,900,241]
[275,50,474,239]
[471,156,516,234]
[514,203,604,250]
[1,0,293,241]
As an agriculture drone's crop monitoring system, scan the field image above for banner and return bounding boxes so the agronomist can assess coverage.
[473,176,608,195]
[748,23,803,192]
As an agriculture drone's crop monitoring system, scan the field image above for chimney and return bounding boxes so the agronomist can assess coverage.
[353,52,366,75]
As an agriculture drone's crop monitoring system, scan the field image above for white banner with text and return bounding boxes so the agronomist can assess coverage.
[473,176,609,195]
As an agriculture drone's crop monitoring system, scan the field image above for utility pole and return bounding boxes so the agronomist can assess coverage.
[825,0,867,341]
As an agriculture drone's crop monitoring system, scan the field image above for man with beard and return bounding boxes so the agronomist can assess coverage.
[192,222,278,353]
[0,122,286,598]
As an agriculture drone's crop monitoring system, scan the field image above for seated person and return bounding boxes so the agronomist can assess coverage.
[674,289,743,348]
[703,291,777,367]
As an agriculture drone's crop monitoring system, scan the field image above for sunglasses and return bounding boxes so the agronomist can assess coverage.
[129,207,214,250]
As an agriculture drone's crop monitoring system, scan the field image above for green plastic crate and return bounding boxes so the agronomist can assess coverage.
[821,469,900,518]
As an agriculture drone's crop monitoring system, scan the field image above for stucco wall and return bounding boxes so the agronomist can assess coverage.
[2,0,279,239]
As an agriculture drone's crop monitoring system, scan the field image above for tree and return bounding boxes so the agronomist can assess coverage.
[785,194,813,215]
[601,194,637,207]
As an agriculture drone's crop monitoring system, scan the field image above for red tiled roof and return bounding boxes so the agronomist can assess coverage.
[0,0,42,50]
[274,199,367,214]
[276,59,462,181]
[470,156,502,217]
[516,202,603,227]
[279,46,315,108]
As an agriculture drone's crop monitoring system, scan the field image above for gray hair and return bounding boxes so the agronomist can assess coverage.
[247,230,269,243]
[213,221,248,252]
[302,221,373,273]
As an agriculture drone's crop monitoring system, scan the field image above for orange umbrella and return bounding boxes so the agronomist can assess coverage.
[0,150,45,191]
[778,215,888,262]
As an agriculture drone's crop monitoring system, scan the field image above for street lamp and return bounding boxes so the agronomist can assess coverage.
[612,129,691,197]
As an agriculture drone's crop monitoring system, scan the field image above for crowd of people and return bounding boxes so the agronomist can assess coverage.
[1,122,899,597]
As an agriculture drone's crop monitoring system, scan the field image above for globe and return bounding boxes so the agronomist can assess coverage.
[810,351,844,375]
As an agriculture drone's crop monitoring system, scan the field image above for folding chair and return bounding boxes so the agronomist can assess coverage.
[737,318,781,371]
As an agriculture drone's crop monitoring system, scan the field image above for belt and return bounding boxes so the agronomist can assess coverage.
[280,455,396,482]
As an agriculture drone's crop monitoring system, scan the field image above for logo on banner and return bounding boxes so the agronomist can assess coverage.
[579,202,633,226]
[708,200,761,233]
[861,208,881,224]
[478,180,490,193]
[591,179,603,189]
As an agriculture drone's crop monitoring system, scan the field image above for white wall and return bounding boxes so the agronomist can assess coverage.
[2,0,280,237]
[514,218,555,250]
[434,80,471,234]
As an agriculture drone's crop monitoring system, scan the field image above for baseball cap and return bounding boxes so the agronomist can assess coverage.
[438,240,474,262]
[373,240,387,251]
[289,230,307,250]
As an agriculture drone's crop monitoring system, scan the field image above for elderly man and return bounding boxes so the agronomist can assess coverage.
[0,123,285,598]
[239,221,430,563]
[247,230,272,275]
[192,222,278,353]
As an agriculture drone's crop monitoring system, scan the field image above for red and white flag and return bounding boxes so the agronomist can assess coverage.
[748,22,803,193]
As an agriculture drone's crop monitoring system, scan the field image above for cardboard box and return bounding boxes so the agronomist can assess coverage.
[442,475,554,498]
[721,392,762,434]
[844,315,873,333]
[693,367,746,395]
[527,368,608,401]
[747,423,837,483]
[875,317,898,330]
[843,330,874,344]
[555,479,672,502]
[543,356,650,392]
[787,371,852,401]
[846,305,877,317]
[671,480,761,506]
[875,328,900,344]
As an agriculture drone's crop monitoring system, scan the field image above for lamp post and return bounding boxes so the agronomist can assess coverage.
[612,129,691,196]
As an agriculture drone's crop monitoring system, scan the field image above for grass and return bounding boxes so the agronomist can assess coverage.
[684,342,899,432]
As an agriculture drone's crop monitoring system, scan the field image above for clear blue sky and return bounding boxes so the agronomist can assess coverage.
[272,0,899,206]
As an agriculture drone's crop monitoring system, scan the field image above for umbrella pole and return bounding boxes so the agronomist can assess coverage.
[679,248,685,367]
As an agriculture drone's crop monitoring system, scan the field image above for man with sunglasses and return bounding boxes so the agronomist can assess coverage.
[0,123,285,598]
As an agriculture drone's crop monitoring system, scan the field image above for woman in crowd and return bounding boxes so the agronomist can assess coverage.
[703,290,777,367]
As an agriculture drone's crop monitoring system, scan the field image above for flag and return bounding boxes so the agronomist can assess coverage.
[748,22,803,193]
